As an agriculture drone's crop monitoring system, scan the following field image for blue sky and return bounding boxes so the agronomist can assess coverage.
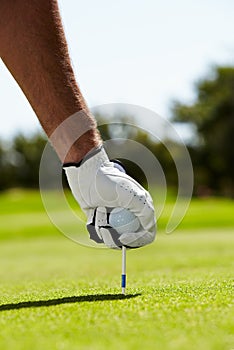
[0,0,233,139]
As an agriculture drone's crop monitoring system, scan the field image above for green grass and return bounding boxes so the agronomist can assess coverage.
[0,190,233,350]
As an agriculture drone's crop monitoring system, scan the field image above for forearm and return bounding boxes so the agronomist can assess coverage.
[0,0,101,162]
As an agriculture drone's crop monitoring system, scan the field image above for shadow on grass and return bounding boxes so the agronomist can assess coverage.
[0,293,141,312]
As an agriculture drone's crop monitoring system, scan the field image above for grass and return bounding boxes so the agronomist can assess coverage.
[0,190,233,350]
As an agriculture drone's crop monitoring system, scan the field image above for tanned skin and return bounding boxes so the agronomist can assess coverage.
[0,0,101,163]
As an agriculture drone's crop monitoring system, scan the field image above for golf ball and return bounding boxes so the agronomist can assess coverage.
[109,207,140,234]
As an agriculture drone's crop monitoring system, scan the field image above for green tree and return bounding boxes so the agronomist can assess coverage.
[172,66,234,197]
[0,134,48,190]
[0,140,17,190]
[95,114,178,190]
[12,133,47,188]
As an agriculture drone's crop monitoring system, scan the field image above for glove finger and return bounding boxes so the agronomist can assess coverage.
[95,206,108,227]
[87,222,103,244]
[116,177,156,237]
[99,227,121,250]
[120,230,155,248]
[86,208,103,244]
[95,207,122,249]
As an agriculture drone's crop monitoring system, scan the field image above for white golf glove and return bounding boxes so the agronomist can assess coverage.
[63,146,156,249]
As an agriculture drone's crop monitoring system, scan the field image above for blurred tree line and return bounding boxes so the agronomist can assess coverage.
[0,65,233,197]
[0,125,178,193]
[172,66,234,197]
[0,134,46,190]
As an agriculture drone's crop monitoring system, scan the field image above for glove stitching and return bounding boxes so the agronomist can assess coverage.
[119,183,151,209]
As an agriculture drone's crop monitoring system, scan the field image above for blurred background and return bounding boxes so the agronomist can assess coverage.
[0,4,233,348]
[0,0,233,197]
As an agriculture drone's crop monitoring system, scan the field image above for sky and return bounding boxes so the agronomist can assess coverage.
[0,0,233,139]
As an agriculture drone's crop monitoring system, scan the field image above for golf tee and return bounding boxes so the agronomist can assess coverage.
[121,246,126,294]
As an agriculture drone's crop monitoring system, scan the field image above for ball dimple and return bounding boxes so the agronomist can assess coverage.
[109,207,140,234]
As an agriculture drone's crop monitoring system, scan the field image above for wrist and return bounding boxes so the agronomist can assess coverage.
[63,143,104,168]
[62,128,102,164]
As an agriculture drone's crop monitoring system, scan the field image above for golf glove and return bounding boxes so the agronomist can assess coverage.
[63,146,156,249]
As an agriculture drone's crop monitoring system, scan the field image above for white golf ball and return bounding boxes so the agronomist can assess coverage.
[109,207,140,234]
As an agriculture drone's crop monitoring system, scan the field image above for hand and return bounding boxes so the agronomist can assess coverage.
[63,146,156,249]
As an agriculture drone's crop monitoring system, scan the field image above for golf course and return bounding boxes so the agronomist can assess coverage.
[0,189,233,350]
